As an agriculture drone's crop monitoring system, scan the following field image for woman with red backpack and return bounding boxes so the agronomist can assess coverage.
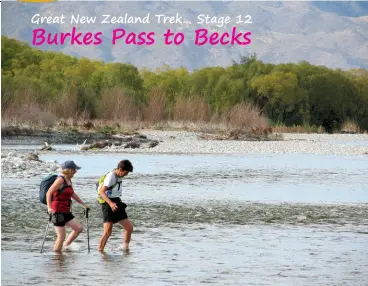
[46,160,89,253]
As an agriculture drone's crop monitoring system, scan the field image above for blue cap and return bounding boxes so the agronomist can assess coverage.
[61,160,81,170]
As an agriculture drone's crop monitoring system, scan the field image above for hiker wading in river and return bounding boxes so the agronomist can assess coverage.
[97,159,134,252]
[46,160,89,253]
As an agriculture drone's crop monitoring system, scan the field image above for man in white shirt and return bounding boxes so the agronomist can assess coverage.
[98,159,133,251]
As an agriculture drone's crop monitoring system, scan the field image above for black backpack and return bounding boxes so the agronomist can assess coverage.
[39,175,67,205]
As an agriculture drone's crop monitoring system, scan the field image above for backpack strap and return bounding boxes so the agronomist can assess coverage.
[59,175,68,191]
[113,172,122,191]
[53,175,69,201]
[107,171,121,190]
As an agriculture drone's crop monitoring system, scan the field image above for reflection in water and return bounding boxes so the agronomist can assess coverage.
[50,252,69,268]
[100,249,131,262]
[100,252,113,262]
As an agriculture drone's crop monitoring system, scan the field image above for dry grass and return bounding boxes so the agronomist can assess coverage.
[148,120,229,133]
[143,88,168,123]
[97,88,141,121]
[56,119,143,134]
[1,103,57,127]
[2,117,322,135]
[172,96,212,122]
[2,91,348,135]
[1,85,272,134]
[224,102,269,131]
[52,86,79,118]
[146,102,269,134]
[272,124,325,134]
[341,120,361,134]
[1,117,343,135]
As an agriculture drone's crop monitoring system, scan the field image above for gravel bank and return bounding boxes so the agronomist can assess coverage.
[1,152,60,179]
[2,131,368,156]
[113,131,368,156]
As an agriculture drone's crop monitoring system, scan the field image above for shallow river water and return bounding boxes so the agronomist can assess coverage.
[1,151,368,285]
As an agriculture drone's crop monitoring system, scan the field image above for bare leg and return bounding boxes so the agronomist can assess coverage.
[64,219,83,246]
[98,222,113,252]
[118,219,133,249]
[54,226,66,253]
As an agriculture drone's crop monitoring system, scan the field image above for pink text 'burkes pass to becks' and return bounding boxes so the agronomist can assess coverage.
[32,27,251,46]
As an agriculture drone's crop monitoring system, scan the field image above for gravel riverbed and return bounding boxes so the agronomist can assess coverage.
[1,131,367,179]
[135,131,368,155]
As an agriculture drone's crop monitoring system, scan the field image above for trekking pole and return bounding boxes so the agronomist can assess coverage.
[84,208,90,253]
[40,213,52,253]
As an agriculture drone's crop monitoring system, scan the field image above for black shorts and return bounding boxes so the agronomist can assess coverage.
[52,212,75,227]
[101,198,128,224]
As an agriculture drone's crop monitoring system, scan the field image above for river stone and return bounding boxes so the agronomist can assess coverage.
[23,153,40,161]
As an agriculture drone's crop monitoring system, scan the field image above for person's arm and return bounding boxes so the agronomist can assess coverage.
[99,186,118,211]
[71,193,89,209]
[46,177,64,214]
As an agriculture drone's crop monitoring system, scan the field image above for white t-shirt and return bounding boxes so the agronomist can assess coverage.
[102,171,123,198]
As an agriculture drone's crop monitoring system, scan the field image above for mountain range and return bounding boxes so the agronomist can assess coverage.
[2,1,368,70]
